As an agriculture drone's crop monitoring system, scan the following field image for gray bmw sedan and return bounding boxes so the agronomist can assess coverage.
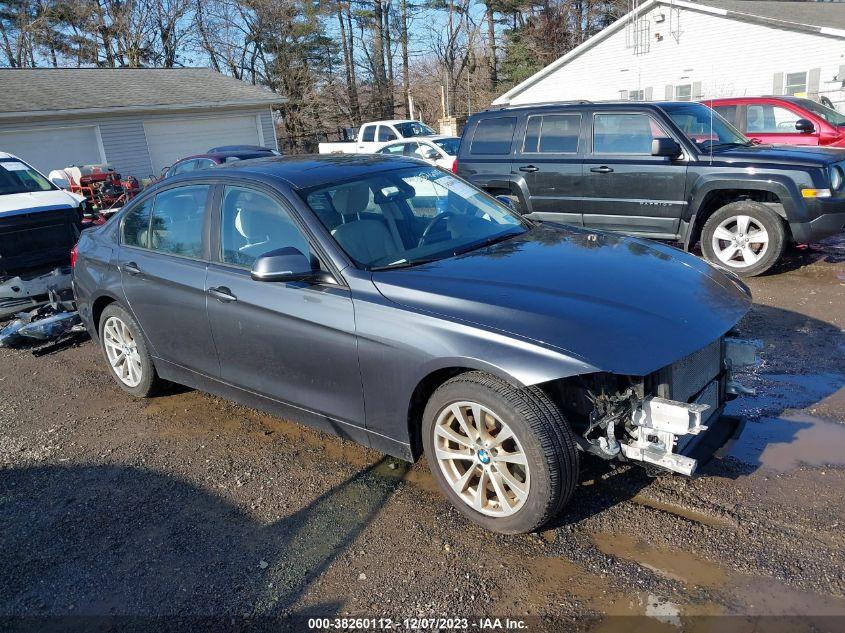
[73,154,756,534]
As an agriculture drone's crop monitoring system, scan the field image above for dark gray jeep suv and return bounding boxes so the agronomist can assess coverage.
[457,101,845,276]
[74,155,756,533]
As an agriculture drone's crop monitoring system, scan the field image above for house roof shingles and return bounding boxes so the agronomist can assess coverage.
[694,0,845,31]
[0,68,284,117]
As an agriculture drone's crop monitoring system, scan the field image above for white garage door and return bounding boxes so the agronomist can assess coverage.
[144,114,261,173]
[0,125,103,174]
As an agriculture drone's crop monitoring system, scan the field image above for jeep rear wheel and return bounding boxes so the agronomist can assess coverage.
[422,371,578,534]
[700,201,786,277]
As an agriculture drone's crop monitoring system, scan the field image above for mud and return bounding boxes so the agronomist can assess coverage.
[0,234,844,631]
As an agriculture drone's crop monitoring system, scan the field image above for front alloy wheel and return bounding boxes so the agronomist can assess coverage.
[700,201,786,277]
[710,215,769,269]
[433,401,530,517]
[422,371,578,534]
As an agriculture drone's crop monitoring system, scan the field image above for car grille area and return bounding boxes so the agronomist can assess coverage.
[658,338,722,404]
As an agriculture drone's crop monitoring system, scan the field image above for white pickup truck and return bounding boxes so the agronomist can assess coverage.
[318,120,439,155]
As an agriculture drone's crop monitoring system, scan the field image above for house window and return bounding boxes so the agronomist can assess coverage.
[785,72,807,96]
[628,89,645,101]
[675,84,692,101]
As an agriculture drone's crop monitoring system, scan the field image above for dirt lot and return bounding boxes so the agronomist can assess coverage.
[1,237,844,632]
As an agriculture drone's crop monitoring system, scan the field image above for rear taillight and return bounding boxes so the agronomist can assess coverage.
[70,244,79,268]
[451,158,458,174]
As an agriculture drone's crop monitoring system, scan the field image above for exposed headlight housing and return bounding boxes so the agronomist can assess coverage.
[830,165,844,191]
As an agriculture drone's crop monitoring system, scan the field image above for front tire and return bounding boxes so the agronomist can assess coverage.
[99,304,160,397]
[700,201,786,277]
[422,371,578,534]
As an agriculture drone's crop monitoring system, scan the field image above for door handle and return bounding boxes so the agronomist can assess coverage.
[590,166,614,174]
[519,165,539,173]
[208,286,237,303]
[122,262,141,275]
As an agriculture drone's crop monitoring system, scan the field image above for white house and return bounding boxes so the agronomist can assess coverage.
[494,0,845,109]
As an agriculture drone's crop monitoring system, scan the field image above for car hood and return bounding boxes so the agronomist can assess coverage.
[709,143,844,166]
[0,189,83,217]
[372,224,752,377]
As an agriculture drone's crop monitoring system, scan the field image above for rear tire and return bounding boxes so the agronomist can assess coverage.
[99,304,160,398]
[700,200,786,277]
[422,371,578,534]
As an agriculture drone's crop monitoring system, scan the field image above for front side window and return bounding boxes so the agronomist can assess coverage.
[378,126,398,142]
[795,98,845,126]
[661,102,749,150]
[393,121,437,137]
[0,159,53,195]
[121,198,154,248]
[523,114,581,153]
[172,160,198,175]
[302,166,525,270]
[361,125,376,142]
[220,186,311,268]
[785,72,807,96]
[379,143,406,155]
[433,137,460,155]
[746,104,801,133]
[593,113,668,154]
[149,185,209,258]
[470,117,517,155]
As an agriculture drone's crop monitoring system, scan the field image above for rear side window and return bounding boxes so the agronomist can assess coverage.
[149,185,209,258]
[593,113,668,154]
[713,105,739,127]
[361,126,375,142]
[121,199,154,248]
[523,114,581,153]
[470,117,517,155]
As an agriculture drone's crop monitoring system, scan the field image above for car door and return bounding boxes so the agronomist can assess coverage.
[745,102,820,146]
[514,112,584,226]
[581,111,687,237]
[204,183,365,428]
[357,124,376,153]
[118,183,220,377]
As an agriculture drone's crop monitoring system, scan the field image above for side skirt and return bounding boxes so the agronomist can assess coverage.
[153,358,414,462]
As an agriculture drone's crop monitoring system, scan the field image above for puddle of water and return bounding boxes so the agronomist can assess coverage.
[591,532,728,587]
[727,372,844,419]
[728,413,845,471]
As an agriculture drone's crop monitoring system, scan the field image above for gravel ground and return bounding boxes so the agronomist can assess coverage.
[1,236,844,632]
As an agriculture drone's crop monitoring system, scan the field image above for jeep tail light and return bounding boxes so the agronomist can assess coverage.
[70,244,79,268]
[451,158,458,174]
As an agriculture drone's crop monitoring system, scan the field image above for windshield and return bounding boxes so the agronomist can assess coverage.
[0,159,54,195]
[662,103,750,150]
[795,98,845,126]
[302,166,526,270]
[394,121,437,138]
[433,137,461,155]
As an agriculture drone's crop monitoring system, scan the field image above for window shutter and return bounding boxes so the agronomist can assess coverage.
[772,72,784,95]
[839,65,845,86]
[665,84,674,100]
[808,67,821,97]
[692,81,702,99]
[644,87,653,101]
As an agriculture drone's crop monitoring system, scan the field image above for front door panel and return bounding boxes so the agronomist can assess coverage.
[582,112,687,237]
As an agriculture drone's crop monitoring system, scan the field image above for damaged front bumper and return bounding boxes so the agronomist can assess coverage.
[618,337,758,476]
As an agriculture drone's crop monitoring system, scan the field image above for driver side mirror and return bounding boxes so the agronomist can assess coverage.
[795,118,815,134]
[420,147,439,160]
[495,195,516,210]
[250,248,331,284]
[651,138,683,159]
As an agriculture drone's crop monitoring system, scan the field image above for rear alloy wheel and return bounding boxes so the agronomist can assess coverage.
[422,371,578,534]
[99,304,160,397]
[701,201,786,277]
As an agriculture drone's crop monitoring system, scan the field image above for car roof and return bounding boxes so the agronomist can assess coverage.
[177,151,271,162]
[476,101,676,116]
[183,154,428,190]
[0,151,20,160]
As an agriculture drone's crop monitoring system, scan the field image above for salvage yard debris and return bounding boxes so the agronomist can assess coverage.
[0,292,86,355]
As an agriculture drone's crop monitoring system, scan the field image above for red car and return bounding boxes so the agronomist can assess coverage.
[703,96,845,148]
